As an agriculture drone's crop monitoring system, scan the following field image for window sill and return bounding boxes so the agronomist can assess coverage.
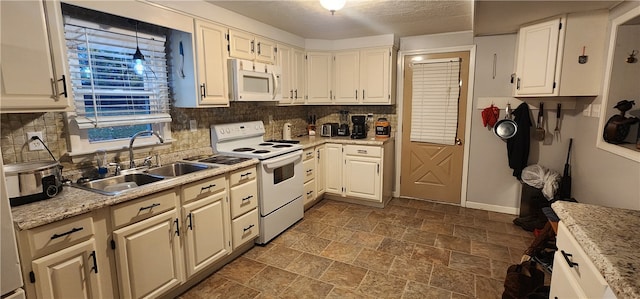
[67,139,174,164]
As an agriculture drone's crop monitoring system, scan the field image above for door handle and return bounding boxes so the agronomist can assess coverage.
[455,138,463,145]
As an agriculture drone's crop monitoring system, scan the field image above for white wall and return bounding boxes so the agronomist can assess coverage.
[400,31,473,51]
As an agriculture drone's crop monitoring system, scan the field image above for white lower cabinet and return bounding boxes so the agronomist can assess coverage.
[344,154,381,201]
[325,143,343,194]
[550,221,615,299]
[302,145,326,208]
[229,166,259,249]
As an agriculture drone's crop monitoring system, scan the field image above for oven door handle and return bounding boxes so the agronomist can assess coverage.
[262,151,302,170]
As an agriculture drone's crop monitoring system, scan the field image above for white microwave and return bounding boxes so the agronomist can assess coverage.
[229,58,282,102]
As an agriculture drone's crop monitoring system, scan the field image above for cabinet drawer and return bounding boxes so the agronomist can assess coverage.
[230,179,258,218]
[182,175,226,203]
[556,221,608,297]
[231,208,258,249]
[303,158,315,182]
[304,179,315,204]
[344,145,381,157]
[303,148,315,161]
[28,214,94,257]
[229,166,257,187]
[111,189,177,229]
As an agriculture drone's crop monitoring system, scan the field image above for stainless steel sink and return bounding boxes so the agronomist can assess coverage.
[144,162,213,177]
[74,173,164,195]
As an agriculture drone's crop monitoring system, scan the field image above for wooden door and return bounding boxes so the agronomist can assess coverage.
[400,51,469,204]
[32,240,102,299]
[194,20,229,106]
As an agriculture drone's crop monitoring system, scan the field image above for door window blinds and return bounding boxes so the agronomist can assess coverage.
[64,20,171,129]
[410,58,461,145]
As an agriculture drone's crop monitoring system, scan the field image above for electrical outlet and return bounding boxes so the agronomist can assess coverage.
[27,132,45,151]
[583,104,592,117]
[367,113,373,122]
[189,119,197,132]
[268,115,274,124]
[591,104,601,117]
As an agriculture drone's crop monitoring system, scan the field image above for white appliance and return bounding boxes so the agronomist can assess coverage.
[1,155,26,299]
[229,58,282,102]
[211,121,303,244]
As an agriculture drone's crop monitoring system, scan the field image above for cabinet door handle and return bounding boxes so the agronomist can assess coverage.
[516,78,521,90]
[317,151,320,159]
[243,224,255,232]
[200,83,206,98]
[492,53,497,79]
[201,184,216,192]
[355,90,358,99]
[377,163,380,174]
[330,90,333,100]
[50,227,84,240]
[362,89,365,99]
[174,218,180,236]
[53,75,68,98]
[561,250,579,268]
[139,203,160,212]
[294,89,298,99]
[257,42,261,54]
[89,250,98,274]
[187,213,193,230]
[290,89,294,99]
[251,40,255,53]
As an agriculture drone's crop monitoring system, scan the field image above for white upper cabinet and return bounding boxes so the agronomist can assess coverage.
[277,44,306,105]
[513,11,607,97]
[306,52,333,104]
[0,0,71,113]
[229,29,276,64]
[334,51,360,103]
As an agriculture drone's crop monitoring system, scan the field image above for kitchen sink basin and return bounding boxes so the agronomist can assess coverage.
[144,162,213,177]
[74,173,165,195]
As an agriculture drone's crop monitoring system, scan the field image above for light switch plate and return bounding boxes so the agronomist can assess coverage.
[583,104,592,117]
[591,104,601,118]
[27,132,45,151]
[189,119,197,132]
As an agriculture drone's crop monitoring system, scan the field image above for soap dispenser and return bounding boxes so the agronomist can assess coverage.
[283,122,292,140]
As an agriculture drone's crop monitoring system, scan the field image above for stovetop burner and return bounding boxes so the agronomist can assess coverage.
[259,143,274,146]
[233,147,255,152]
[273,144,292,148]
[253,150,270,154]
[197,155,252,165]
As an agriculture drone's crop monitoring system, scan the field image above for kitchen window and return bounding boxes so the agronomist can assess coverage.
[62,8,172,155]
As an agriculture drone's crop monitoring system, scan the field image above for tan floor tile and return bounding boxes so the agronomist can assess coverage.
[344,216,378,232]
[453,225,487,242]
[320,212,354,227]
[389,197,411,207]
[388,257,433,283]
[450,292,473,299]
[367,210,396,224]
[353,248,395,272]
[357,271,407,298]
[402,227,437,246]
[256,244,302,268]
[475,275,504,298]
[373,222,407,237]
[462,208,489,219]
[487,230,529,249]
[443,213,476,226]
[305,209,329,221]
[179,274,260,299]
[271,229,308,247]
[342,206,374,218]
[474,218,508,233]
[377,237,415,259]
[242,243,275,260]
[448,251,491,277]
[392,216,424,229]
[290,235,332,255]
[217,257,267,283]
[320,261,368,289]
[432,203,462,214]
[346,231,385,249]
[429,264,475,297]
[435,234,471,253]
[504,223,535,237]
[421,220,454,235]
[326,287,372,299]
[292,219,327,236]
[415,209,446,222]
[402,281,450,299]
[508,246,527,264]
[411,244,450,265]
[318,225,355,242]
[491,259,512,281]
[246,266,298,296]
[321,241,363,263]
[407,199,435,210]
[387,205,418,217]
[281,275,334,299]
[316,200,349,214]
[285,252,333,279]
[471,240,512,262]
[488,211,517,223]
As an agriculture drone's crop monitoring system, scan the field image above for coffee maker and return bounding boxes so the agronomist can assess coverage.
[351,115,367,139]
[337,110,350,136]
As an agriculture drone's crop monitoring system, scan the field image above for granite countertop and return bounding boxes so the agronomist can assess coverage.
[11,159,258,231]
[551,201,640,298]
[294,135,394,149]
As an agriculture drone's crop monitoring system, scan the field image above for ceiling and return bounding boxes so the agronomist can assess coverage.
[206,0,622,39]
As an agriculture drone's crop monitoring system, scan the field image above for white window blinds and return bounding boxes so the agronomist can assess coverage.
[64,21,171,129]
[410,58,461,145]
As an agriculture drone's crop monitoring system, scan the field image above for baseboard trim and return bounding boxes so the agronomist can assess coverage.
[465,201,519,215]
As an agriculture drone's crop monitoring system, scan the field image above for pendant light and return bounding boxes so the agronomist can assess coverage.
[132,21,145,75]
[320,0,346,15]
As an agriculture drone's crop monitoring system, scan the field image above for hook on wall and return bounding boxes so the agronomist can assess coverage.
[626,50,638,64]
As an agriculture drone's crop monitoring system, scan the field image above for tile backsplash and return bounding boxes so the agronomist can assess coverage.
[1,103,396,175]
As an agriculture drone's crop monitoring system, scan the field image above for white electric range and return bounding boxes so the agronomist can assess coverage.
[210,121,304,244]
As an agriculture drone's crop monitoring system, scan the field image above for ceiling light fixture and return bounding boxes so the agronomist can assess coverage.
[132,21,145,75]
[320,0,346,15]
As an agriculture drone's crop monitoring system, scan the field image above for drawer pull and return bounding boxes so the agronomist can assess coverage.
[242,195,254,202]
[201,184,216,192]
[50,227,83,240]
[306,169,313,173]
[307,191,314,197]
[561,250,579,268]
[174,218,180,236]
[139,203,160,212]
[187,213,193,230]
[240,172,252,178]
[89,250,98,274]
[243,224,255,232]
[357,149,368,154]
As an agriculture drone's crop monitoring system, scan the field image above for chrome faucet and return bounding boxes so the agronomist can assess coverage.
[129,131,164,169]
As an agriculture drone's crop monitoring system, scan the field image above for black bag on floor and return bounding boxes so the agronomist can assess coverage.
[502,261,545,299]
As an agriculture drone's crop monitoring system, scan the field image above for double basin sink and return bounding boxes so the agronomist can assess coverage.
[73,162,215,195]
